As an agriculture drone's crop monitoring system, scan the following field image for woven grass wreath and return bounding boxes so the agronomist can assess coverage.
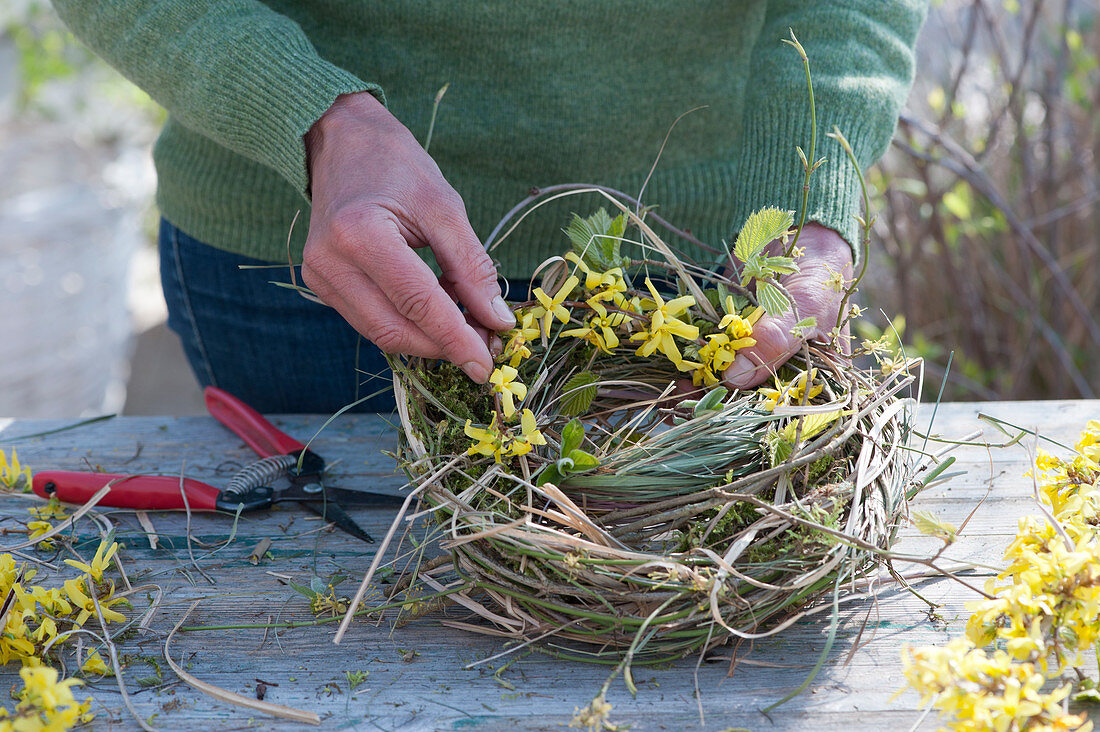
[380,185,923,677]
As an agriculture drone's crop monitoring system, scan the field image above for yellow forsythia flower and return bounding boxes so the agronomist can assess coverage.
[1076,420,1100,466]
[562,312,623,354]
[80,651,112,677]
[499,310,540,367]
[26,521,56,551]
[488,366,527,418]
[64,540,119,584]
[28,498,68,521]
[465,410,546,465]
[0,449,31,493]
[758,368,824,411]
[630,278,698,369]
[530,275,579,336]
[0,665,94,730]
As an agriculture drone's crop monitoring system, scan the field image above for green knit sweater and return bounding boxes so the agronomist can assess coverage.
[53,0,926,276]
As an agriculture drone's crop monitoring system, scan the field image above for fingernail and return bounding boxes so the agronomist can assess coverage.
[461,360,490,383]
[491,296,516,327]
[724,356,757,388]
[489,334,503,357]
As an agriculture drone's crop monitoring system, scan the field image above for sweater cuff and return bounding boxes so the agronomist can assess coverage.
[728,103,882,265]
[212,33,385,199]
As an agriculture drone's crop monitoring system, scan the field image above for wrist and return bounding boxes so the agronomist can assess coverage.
[305,92,390,184]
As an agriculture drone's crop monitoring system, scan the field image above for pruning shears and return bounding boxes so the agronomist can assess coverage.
[31,387,401,543]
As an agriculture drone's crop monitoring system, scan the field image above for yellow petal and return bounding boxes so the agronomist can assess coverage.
[501,391,517,418]
[664,295,696,315]
[671,320,699,340]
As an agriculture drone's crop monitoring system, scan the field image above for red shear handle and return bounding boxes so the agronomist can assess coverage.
[32,471,221,512]
[204,386,306,458]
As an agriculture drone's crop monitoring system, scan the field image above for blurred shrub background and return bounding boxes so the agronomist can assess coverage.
[0,0,1096,415]
[865,0,1099,400]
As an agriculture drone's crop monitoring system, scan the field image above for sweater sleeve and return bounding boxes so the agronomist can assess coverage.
[728,0,927,257]
[50,0,384,199]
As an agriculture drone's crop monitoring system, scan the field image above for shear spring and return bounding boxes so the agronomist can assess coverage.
[224,454,297,498]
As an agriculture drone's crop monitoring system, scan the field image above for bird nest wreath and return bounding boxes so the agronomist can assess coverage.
[374,187,925,676]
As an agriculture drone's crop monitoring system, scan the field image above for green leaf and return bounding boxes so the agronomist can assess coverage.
[536,464,563,486]
[607,212,626,240]
[778,411,846,443]
[565,214,598,259]
[756,281,790,316]
[560,418,584,456]
[733,207,794,263]
[765,429,793,467]
[694,386,729,416]
[561,372,598,416]
[1073,688,1100,704]
[563,209,626,271]
[761,255,799,275]
[345,670,369,692]
[912,510,958,543]
[289,581,318,600]
[702,288,722,311]
[565,449,600,471]
[310,576,327,594]
[789,316,817,338]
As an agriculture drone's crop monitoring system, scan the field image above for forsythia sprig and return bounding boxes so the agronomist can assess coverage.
[902,420,1100,731]
[903,640,1086,731]
[465,410,546,463]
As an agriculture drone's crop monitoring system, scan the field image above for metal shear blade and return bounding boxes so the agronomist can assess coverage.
[296,499,380,544]
[274,483,406,507]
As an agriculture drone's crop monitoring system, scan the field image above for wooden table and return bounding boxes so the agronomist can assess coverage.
[0,400,1094,730]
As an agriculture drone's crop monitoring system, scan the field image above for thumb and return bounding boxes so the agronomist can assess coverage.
[724,313,805,389]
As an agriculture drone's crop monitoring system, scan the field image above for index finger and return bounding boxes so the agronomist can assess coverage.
[419,195,516,332]
[362,215,494,382]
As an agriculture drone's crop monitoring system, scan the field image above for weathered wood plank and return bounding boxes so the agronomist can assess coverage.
[0,399,1095,730]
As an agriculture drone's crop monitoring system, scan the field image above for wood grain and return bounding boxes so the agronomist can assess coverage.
[0,400,1094,730]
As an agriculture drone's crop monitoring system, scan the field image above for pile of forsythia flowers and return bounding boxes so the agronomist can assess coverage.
[0,450,129,731]
[903,420,1100,731]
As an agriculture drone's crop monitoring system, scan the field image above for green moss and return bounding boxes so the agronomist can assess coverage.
[420,360,493,424]
[806,455,836,485]
[416,360,493,457]
[673,497,765,552]
[739,496,849,566]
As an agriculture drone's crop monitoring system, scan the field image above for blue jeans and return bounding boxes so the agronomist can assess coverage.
[159,218,396,413]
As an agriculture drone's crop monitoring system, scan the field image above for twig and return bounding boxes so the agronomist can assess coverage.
[178,467,216,586]
[90,589,155,732]
[165,602,321,725]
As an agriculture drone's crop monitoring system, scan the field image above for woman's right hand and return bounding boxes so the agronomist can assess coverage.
[302,92,515,384]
